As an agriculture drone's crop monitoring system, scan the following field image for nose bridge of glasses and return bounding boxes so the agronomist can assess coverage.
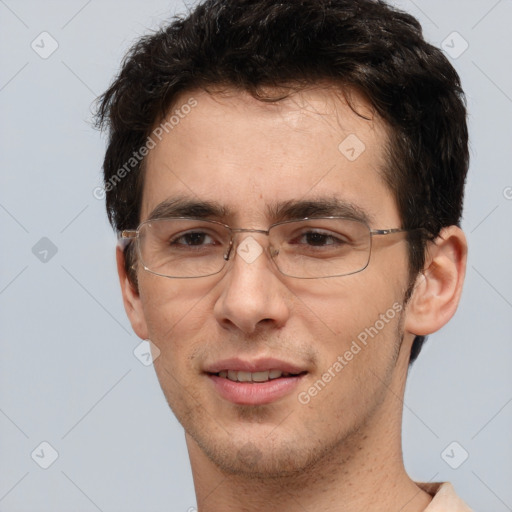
[224,227,276,262]
[229,227,272,246]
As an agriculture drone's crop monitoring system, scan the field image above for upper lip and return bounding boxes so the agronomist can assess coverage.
[204,357,307,374]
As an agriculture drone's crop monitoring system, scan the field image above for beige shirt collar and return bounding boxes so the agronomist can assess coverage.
[417,482,473,511]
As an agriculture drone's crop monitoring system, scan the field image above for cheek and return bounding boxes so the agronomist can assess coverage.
[138,277,210,358]
[293,266,403,332]
[297,296,404,428]
[140,280,211,414]
[294,270,406,382]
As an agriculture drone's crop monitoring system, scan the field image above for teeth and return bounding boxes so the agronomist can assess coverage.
[218,369,288,382]
[269,369,283,379]
[252,371,270,382]
[237,371,252,382]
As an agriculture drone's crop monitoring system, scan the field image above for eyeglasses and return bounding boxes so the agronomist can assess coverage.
[119,217,420,279]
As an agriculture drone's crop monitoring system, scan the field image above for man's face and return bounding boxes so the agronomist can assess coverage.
[130,87,415,476]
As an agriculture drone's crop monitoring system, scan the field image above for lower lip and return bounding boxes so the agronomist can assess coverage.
[208,374,305,405]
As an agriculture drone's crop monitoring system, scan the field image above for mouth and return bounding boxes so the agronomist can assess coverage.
[213,369,306,383]
[205,359,308,405]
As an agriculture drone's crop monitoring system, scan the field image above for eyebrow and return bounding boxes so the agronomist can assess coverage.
[147,195,373,225]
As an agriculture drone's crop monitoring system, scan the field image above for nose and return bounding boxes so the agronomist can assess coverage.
[213,234,291,335]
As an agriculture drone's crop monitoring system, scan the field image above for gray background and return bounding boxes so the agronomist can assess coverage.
[0,0,511,510]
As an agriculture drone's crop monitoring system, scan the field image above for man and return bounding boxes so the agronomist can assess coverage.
[96,0,471,510]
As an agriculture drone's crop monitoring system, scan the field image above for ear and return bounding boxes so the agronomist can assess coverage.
[404,226,467,336]
[116,246,149,340]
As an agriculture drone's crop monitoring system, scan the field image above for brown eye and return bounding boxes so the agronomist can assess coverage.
[171,232,213,246]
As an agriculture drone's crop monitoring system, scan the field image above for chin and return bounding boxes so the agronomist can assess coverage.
[203,442,317,478]
[188,423,355,480]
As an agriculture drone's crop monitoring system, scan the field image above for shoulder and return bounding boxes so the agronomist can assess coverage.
[416,482,473,512]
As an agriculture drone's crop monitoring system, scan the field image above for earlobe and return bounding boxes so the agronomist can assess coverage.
[404,226,467,337]
[116,246,149,339]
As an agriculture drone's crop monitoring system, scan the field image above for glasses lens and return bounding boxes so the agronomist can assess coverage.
[138,219,230,278]
[270,218,371,278]
[136,217,371,279]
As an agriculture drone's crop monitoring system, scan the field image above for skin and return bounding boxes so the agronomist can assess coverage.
[117,86,467,511]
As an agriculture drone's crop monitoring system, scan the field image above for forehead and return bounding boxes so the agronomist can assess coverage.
[141,86,398,226]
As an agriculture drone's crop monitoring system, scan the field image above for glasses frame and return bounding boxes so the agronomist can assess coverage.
[118,216,422,279]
